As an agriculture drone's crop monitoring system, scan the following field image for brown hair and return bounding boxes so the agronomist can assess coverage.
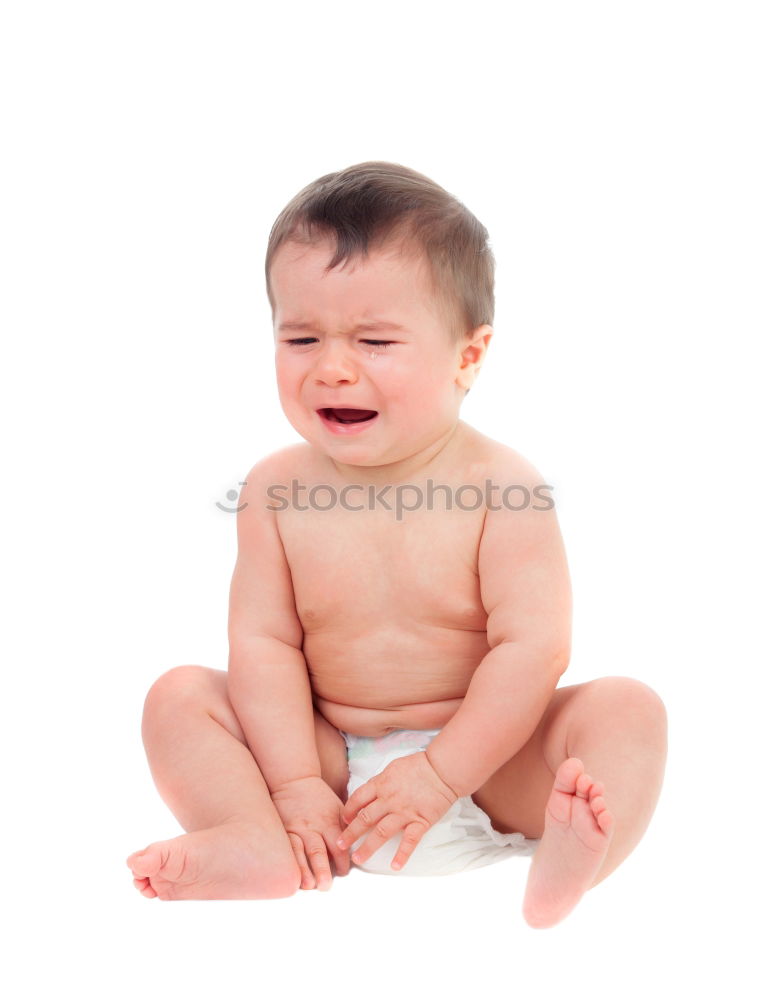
[265,161,495,343]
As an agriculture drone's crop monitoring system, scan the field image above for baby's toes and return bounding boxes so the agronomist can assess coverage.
[127,846,162,879]
[575,772,594,799]
[591,796,614,836]
[133,876,157,898]
[554,757,584,794]
[588,780,605,801]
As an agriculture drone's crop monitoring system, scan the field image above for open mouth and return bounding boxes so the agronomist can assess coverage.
[318,407,379,424]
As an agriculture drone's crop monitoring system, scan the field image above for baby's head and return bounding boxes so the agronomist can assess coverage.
[265,161,495,353]
[265,162,495,469]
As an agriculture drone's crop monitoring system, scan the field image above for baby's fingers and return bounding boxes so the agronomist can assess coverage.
[287,832,316,890]
[324,828,351,878]
[338,800,388,851]
[347,813,406,866]
[342,780,377,824]
[304,834,333,891]
[390,822,427,872]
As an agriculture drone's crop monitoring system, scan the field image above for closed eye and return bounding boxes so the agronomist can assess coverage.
[284,338,395,349]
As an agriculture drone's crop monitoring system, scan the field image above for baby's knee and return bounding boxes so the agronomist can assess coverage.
[142,664,213,723]
[587,676,667,735]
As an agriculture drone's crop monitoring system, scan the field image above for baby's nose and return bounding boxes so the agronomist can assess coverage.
[313,344,359,383]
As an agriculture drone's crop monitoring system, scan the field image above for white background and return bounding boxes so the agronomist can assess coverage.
[2,1,767,997]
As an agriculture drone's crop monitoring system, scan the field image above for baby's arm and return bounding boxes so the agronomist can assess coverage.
[226,459,350,887]
[338,456,572,871]
[227,460,320,790]
[425,457,572,798]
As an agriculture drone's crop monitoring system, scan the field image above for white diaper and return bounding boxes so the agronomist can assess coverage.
[341,727,539,877]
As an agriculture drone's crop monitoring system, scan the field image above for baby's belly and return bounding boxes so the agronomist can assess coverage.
[305,624,490,737]
[314,694,466,738]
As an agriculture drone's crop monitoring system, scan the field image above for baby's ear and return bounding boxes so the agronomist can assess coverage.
[455,324,492,392]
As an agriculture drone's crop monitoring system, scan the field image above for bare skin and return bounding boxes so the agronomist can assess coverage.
[522,758,613,928]
[127,667,352,899]
[128,432,667,921]
[128,239,667,923]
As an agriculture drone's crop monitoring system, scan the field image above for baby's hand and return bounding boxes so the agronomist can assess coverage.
[270,776,351,890]
[337,752,459,871]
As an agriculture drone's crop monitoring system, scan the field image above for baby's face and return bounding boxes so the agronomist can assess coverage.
[270,237,487,472]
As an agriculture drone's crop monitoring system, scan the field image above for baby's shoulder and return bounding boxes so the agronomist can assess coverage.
[238,443,318,512]
[460,425,545,488]
[244,442,314,479]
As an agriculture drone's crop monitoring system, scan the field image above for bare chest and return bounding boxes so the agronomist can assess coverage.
[277,500,487,636]
[275,492,491,734]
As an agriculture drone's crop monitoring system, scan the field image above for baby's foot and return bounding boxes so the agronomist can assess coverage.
[126,822,297,900]
[522,757,614,929]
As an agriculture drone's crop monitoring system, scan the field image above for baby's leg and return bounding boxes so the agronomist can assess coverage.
[126,664,347,900]
[471,677,667,928]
